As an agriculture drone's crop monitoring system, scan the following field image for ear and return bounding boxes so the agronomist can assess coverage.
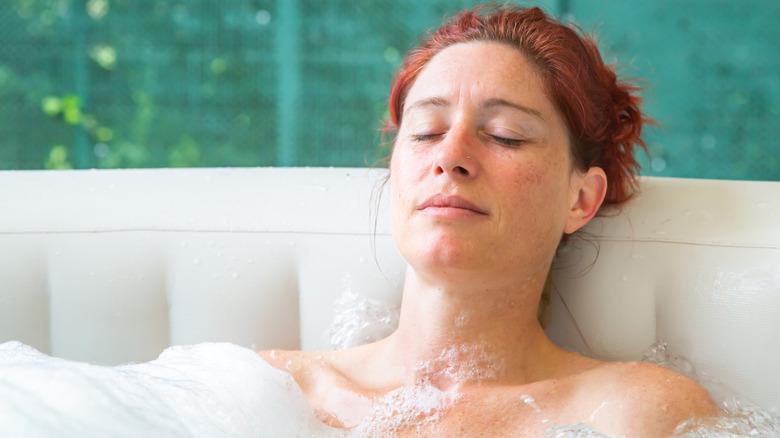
[563,166,608,234]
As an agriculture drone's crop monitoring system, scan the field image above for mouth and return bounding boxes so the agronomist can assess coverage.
[417,194,489,216]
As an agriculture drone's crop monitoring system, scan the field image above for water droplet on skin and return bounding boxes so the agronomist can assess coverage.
[455,313,469,328]
[269,350,278,360]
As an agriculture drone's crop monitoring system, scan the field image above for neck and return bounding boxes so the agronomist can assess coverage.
[377,264,560,390]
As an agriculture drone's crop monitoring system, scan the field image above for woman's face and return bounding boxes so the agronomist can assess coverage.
[390,41,596,280]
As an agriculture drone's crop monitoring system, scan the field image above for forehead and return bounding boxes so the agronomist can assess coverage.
[404,41,553,115]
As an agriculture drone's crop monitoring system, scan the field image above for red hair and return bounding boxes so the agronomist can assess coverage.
[385,5,652,211]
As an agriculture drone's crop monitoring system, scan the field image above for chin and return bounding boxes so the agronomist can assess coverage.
[407,234,483,273]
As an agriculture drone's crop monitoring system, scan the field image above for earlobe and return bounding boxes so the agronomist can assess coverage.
[563,167,608,234]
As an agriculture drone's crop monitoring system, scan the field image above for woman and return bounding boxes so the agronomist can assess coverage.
[260,5,720,437]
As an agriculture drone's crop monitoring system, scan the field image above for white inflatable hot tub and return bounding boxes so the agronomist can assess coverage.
[0,167,778,412]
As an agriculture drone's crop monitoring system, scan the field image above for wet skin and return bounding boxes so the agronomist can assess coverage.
[258,41,720,437]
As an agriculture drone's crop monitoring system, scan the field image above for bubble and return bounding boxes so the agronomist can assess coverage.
[351,383,459,436]
[328,288,399,350]
[255,10,271,25]
[651,157,667,172]
[700,134,717,150]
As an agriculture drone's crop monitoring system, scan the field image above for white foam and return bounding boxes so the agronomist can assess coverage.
[0,341,343,437]
[643,341,780,437]
[328,287,399,350]
[350,383,459,437]
[414,343,506,385]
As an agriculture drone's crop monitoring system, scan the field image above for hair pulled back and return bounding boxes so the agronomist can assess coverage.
[385,5,652,211]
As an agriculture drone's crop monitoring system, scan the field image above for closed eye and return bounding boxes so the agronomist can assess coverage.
[411,133,443,142]
[489,135,525,147]
[411,133,526,147]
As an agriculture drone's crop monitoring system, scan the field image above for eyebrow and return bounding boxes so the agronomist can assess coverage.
[403,96,545,121]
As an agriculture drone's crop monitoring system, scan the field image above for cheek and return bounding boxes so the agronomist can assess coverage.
[502,159,569,240]
[389,149,415,237]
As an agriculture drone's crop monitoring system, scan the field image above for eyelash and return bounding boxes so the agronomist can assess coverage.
[410,133,526,147]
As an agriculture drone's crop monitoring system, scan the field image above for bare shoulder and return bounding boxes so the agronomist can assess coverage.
[256,349,310,374]
[581,361,721,437]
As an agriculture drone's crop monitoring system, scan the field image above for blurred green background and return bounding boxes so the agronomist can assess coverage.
[0,0,778,180]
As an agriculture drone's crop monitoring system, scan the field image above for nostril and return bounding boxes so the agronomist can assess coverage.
[455,166,469,176]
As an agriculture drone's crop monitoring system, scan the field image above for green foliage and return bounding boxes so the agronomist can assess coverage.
[45,144,72,169]
[0,0,778,180]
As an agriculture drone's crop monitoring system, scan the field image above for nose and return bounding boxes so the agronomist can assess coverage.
[433,122,478,180]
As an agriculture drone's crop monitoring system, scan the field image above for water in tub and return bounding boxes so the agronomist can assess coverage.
[1,288,778,437]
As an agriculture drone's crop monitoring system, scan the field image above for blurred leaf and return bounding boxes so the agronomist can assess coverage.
[89,44,117,70]
[62,94,81,125]
[210,57,227,76]
[41,96,62,116]
[95,126,113,142]
[87,0,109,20]
[45,144,72,169]
[98,141,149,168]
[169,135,201,167]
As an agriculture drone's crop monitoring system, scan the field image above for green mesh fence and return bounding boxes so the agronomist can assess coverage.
[0,0,778,180]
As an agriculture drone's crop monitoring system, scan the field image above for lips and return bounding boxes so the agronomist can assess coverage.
[417,194,488,215]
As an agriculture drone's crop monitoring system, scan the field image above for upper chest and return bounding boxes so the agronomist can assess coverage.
[305,369,602,437]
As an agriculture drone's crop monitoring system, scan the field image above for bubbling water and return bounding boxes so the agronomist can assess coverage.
[328,287,399,350]
[2,287,779,437]
[349,383,459,437]
[325,289,780,437]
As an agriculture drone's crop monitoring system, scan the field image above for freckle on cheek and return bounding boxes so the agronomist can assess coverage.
[515,168,544,187]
